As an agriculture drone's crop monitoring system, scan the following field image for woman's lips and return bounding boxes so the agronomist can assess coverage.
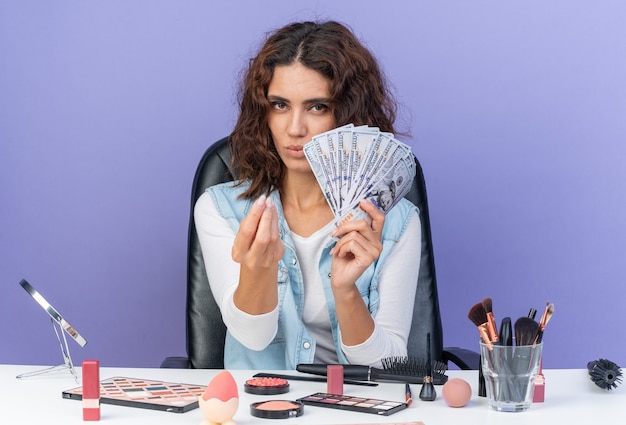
[285,145,305,158]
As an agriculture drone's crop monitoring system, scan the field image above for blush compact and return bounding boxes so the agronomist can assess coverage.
[244,377,290,395]
[250,400,304,419]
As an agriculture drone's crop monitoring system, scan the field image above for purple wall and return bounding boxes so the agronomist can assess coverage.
[2,1,625,370]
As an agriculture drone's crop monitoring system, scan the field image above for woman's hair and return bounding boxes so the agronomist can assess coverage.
[230,20,398,199]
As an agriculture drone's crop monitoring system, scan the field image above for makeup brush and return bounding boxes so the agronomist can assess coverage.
[587,358,623,390]
[499,317,513,347]
[468,301,491,398]
[419,333,436,401]
[514,317,539,346]
[534,302,555,344]
[482,297,499,343]
[497,316,513,401]
[467,301,492,344]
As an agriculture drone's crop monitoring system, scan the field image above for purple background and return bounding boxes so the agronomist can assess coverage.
[1,1,625,370]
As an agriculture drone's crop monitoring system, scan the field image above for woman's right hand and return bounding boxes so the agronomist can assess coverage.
[232,195,284,268]
[231,195,284,314]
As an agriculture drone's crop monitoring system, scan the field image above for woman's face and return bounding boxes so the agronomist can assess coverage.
[267,62,336,175]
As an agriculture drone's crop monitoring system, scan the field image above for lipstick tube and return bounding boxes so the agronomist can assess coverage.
[82,360,100,421]
[327,365,344,395]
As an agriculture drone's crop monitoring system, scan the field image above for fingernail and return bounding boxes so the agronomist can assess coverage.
[255,195,267,208]
[265,197,274,209]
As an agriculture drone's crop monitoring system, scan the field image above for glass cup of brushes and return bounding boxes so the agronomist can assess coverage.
[480,340,543,412]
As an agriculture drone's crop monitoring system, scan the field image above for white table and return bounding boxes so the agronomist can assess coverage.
[2,364,623,424]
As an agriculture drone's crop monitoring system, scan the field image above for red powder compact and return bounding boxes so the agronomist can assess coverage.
[244,377,290,395]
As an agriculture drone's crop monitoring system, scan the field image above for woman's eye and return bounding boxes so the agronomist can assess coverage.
[271,101,287,110]
[310,103,329,112]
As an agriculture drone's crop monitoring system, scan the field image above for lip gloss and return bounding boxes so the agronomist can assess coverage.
[82,360,100,421]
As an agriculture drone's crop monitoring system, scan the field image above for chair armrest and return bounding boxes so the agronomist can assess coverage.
[442,346,480,370]
[160,356,191,369]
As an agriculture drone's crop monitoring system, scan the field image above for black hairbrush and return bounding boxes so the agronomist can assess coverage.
[297,357,448,385]
[587,358,623,390]
[381,356,448,385]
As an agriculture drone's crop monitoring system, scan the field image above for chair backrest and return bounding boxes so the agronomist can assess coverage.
[186,136,444,368]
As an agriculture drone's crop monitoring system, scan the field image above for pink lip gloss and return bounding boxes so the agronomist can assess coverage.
[82,360,100,421]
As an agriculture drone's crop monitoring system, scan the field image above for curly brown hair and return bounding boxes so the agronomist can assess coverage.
[230,20,398,199]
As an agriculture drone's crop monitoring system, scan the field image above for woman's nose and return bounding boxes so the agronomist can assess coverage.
[286,111,307,138]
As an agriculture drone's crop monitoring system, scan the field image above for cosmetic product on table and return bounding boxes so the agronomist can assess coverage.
[327,365,344,395]
[244,377,290,395]
[533,361,545,402]
[199,371,238,425]
[418,333,436,401]
[250,400,304,419]
[442,378,472,408]
[82,360,100,421]
[297,392,408,416]
[405,383,413,406]
[63,376,206,413]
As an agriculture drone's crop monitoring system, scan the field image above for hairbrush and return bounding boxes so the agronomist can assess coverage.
[381,356,448,385]
[297,357,449,385]
[587,358,623,390]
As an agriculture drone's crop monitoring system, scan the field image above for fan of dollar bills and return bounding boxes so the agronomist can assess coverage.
[304,124,416,226]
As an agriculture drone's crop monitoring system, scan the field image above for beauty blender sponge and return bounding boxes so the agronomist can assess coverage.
[199,371,239,424]
[203,370,238,401]
[442,378,472,407]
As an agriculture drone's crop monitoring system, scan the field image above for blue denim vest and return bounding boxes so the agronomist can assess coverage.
[207,181,417,369]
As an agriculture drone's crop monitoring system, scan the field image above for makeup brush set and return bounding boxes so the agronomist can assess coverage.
[467,298,554,350]
[467,298,554,404]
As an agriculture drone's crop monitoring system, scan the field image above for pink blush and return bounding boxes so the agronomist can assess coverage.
[255,400,300,411]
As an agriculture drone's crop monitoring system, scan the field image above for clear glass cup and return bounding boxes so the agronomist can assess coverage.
[480,341,543,412]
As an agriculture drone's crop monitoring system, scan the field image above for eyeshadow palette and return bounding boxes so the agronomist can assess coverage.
[297,392,408,416]
[62,376,206,413]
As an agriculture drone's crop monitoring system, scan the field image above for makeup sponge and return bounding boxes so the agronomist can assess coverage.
[199,371,239,425]
[442,378,472,408]
[203,370,238,401]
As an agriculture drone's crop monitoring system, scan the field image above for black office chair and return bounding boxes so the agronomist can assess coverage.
[161,136,479,370]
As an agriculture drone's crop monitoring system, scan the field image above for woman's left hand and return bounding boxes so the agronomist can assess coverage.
[329,199,384,292]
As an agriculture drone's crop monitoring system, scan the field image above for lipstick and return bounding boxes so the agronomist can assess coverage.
[327,364,344,395]
[82,360,100,421]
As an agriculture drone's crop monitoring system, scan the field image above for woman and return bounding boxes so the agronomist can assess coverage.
[195,21,421,369]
